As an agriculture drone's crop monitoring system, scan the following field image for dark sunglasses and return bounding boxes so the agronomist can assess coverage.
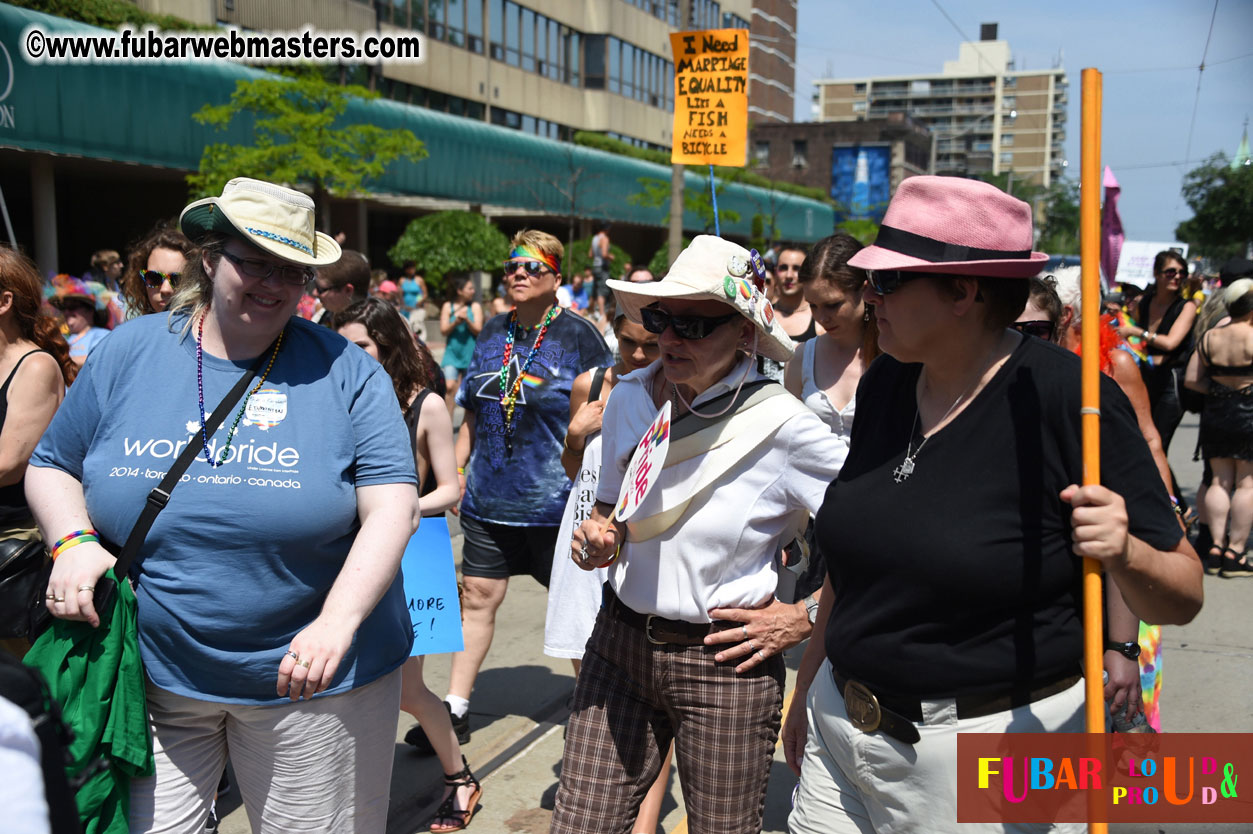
[503,260,550,276]
[640,306,740,340]
[139,269,180,290]
[1011,319,1055,341]
[1160,267,1187,279]
[866,269,942,295]
[221,250,314,286]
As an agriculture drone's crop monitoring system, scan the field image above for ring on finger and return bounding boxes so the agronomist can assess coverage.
[53,595,65,603]
[286,650,300,662]
[298,659,311,668]
[77,584,95,593]
[741,624,749,638]
[747,639,755,652]
[45,592,56,601]
[757,649,766,661]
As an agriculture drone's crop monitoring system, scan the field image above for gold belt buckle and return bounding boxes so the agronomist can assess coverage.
[844,680,882,733]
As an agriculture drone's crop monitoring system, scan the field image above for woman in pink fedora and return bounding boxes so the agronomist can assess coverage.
[783,176,1202,834]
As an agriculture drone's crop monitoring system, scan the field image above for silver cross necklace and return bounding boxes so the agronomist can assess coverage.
[893,348,999,484]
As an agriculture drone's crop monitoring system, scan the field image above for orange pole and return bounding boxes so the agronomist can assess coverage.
[1080,66,1109,834]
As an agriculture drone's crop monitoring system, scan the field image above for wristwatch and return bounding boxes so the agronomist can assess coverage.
[1105,640,1141,660]
[804,595,820,625]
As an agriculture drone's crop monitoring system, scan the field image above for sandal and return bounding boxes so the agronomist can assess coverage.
[1219,547,1253,579]
[429,755,482,832]
[1205,545,1224,576]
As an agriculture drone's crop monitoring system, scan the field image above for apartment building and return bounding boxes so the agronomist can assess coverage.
[812,23,1067,187]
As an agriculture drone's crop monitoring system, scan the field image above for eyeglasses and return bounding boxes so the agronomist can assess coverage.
[639,306,740,340]
[312,283,344,296]
[1011,319,1055,341]
[139,269,180,290]
[1160,267,1187,279]
[221,250,314,286]
[503,260,550,276]
[866,269,940,295]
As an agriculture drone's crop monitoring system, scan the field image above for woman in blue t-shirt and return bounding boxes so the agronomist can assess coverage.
[29,178,421,833]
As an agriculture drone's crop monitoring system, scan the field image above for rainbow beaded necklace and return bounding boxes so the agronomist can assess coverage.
[196,313,285,468]
[498,305,558,453]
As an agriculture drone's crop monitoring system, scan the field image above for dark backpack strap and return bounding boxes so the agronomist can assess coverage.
[113,340,276,578]
[587,366,609,402]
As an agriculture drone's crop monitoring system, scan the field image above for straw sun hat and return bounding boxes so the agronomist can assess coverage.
[606,235,795,362]
[180,177,342,267]
[848,175,1048,278]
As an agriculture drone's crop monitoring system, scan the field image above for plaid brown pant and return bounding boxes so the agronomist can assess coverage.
[550,604,785,834]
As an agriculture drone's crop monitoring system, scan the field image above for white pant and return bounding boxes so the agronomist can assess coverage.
[130,669,401,834]
[789,659,1085,834]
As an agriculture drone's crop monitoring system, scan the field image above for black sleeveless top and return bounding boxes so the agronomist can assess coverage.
[1137,290,1194,368]
[404,389,437,498]
[0,350,45,525]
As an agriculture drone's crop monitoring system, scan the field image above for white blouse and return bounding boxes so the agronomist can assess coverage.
[800,338,855,467]
[596,356,843,622]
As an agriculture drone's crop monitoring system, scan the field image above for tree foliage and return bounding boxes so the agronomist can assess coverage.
[387,211,509,297]
[188,70,426,229]
[1037,178,1080,256]
[837,219,880,246]
[1176,153,1253,261]
[9,0,198,29]
[629,176,740,234]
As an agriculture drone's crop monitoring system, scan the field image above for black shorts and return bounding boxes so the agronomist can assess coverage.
[459,515,558,587]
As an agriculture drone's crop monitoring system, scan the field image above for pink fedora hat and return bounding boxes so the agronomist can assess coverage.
[848,176,1049,278]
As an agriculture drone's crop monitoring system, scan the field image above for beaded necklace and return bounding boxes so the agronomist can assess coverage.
[196,313,285,468]
[498,305,558,453]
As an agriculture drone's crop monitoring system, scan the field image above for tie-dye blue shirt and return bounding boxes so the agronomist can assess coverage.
[456,309,611,526]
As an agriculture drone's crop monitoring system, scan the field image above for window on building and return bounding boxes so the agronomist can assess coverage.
[1003,76,1017,88]
[503,1,519,66]
[1001,134,1014,146]
[584,34,605,90]
[854,83,867,94]
[411,0,426,32]
[520,8,535,72]
[607,37,620,94]
[567,31,581,86]
[388,0,407,28]
[792,139,808,168]
[852,101,867,113]
[465,0,483,53]
[1000,152,1013,165]
[753,140,770,167]
[488,0,502,58]
[445,0,463,46]
[429,0,445,40]
[1003,95,1016,110]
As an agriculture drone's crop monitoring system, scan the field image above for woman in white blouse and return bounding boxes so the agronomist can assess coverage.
[550,236,844,834]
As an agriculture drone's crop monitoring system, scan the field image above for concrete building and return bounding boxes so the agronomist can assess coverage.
[142,1,794,148]
[749,113,930,199]
[812,23,1067,187]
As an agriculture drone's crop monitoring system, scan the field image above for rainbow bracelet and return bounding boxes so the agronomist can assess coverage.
[50,528,100,560]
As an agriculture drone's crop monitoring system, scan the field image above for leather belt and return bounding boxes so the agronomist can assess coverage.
[832,667,1083,746]
[603,586,724,646]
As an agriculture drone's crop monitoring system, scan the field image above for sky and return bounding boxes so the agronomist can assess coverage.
[793,0,1253,244]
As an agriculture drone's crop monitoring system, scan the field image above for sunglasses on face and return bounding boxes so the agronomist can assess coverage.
[1160,267,1187,279]
[639,306,740,340]
[312,283,343,296]
[139,269,180,290]
[866,269,941,295]
[221,250,314,286]
[503,260,552,277]
[1011,319,1055,341]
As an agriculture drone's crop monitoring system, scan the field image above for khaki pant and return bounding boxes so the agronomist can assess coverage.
[129,669,401,834]
[789,659,1086,834]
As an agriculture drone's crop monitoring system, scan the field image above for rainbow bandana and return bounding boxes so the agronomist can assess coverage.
[507,245,560,275]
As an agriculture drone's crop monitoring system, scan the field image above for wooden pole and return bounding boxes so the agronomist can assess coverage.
[1079,66,1108,834]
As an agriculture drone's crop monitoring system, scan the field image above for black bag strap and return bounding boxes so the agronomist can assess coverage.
[113,340,276,578]
[588,365,608,402]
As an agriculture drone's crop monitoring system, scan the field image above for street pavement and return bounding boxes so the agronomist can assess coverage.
[218,406,1253,834]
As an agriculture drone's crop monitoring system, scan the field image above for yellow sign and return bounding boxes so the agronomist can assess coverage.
[669,28,749,167]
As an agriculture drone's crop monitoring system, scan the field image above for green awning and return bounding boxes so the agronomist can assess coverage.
[0,4,831,241]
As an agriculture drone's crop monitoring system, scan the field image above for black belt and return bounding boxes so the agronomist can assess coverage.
[603,586,726,646]
[832,667,1083,746]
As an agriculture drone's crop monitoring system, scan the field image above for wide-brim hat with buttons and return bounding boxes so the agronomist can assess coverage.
[179,177,342,267]
[848,175,1048,278]
[606,235,795,363]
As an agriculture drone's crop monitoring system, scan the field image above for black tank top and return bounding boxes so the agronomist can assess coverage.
[404,389,437,498]
[0,350,45,525]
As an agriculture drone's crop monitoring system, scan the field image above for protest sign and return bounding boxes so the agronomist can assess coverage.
[400,516,464,656]
[669,28,749,166]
